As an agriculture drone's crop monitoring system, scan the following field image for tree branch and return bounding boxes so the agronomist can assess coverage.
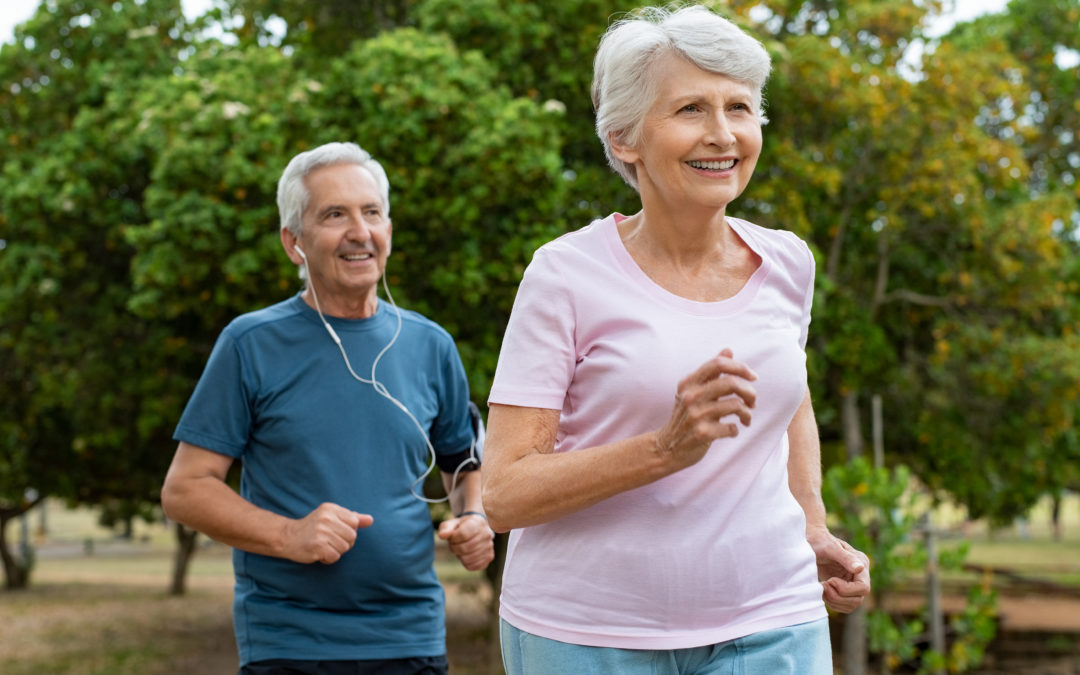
[881,289,952,308]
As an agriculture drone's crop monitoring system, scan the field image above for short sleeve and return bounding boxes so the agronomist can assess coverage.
[173,329,253,458]
[488,247,577,410]
[429,337,476,457]
[797,238,815,349]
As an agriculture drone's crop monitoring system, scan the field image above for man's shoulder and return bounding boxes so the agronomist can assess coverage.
[395,306,456,345]
[224,296,305,339]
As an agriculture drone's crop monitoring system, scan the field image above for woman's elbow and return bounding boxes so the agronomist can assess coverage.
[481,478,515,534]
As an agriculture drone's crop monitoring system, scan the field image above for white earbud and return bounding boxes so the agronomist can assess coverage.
[295,245,307,261]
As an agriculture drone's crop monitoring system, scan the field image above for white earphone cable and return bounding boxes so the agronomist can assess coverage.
[305,267,478,504]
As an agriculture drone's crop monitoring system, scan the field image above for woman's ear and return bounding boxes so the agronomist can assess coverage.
[608,131,639,165]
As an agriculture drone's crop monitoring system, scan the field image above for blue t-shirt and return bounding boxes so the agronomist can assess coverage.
[174,294,475,664]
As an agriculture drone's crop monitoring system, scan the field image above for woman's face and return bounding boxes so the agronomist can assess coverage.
[615,54,763,213]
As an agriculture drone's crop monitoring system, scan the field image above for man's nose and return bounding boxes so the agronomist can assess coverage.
[345,216,372,242]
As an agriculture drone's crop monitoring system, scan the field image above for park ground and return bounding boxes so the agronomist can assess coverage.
[2,498,1080,674]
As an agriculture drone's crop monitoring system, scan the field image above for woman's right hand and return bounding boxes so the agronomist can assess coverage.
[484,350,757,530]
[654,348,757,469]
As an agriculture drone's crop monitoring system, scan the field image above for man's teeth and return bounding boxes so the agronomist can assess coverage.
[343,253,372,260]
[688,160,735,170]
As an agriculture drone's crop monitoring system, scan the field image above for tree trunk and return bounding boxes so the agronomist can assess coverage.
[0,513,31,590]
[841,390,867,675]
[169,522,199,596]
[1051,494,1062,542]
[842,391,865,460]
[844,606,868,675]
[0,495,45,590]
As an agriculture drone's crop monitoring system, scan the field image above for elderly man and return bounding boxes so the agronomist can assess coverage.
[162,142,494,675]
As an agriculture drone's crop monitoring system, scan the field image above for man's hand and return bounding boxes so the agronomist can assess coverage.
[282,502,374,564]
[807,525,871,613]
[438,513,495,571]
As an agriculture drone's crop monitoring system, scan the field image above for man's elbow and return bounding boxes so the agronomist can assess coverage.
[160,478,180,523]
[159,472,193,526]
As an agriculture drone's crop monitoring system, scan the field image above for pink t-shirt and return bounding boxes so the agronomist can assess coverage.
[488,214,827,649]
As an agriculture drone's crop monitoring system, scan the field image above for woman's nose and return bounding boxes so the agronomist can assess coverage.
[705,113,736,147]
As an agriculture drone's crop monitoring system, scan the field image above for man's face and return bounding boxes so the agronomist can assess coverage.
[283,163,391,317]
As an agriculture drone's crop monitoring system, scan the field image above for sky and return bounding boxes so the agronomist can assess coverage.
[1,0,1010,46]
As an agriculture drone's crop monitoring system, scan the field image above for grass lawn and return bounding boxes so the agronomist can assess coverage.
[1,551,237,675]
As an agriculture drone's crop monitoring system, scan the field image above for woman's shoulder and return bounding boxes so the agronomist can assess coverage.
[528,214,616,272]
[729,217,813,270]
[536,215,613,254]
[728,216,806,246]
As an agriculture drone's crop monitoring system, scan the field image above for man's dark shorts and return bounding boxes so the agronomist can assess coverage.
[240,656,449,675]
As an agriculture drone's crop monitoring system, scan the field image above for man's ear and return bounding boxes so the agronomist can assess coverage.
[281,228,303,266]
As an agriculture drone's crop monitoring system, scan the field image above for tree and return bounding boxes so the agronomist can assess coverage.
[1,0,567,591]
[120,6,568,590]
[940,0,1080,513]
[0,0,192,589]
[724,0,1080,521]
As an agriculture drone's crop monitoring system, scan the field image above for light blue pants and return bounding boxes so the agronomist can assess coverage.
[500,618,832,675]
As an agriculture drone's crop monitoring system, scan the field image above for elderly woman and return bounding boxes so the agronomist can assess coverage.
[482,5,870,674]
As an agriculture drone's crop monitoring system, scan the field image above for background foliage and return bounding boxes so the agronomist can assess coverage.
[1,0,1077,641]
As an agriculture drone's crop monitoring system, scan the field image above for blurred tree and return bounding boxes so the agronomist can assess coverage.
[219,0,420,55]
[414,0,640,224]
[823,458,998,673]
[0,0,192,589]
[938,0,1080,515]
[726,0,1080,519]
[120,3,568,591]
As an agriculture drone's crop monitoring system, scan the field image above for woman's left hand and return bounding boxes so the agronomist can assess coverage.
[807,526,871,613]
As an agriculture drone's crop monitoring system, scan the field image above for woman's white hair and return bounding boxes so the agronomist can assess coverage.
[592,5,772,190]
[276,142,391,281]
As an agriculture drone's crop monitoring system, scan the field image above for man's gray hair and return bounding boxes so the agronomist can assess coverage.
[277,141,391,238]
[592,5,772,190]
